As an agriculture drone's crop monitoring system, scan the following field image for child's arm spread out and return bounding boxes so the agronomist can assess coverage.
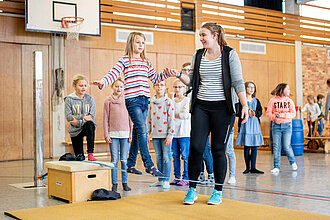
[301,104,308,113]
[99,58,125,89]
[103,99,110,139]
[148,63,169,84]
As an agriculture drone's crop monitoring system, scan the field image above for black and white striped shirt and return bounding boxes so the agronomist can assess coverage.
[197,55,225,101]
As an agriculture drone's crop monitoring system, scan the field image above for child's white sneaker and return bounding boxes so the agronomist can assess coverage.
[227,176,236,184]
[271,168,280,174]
[162,181,170,189]
[291,162,298,171]
[149,181,163,187]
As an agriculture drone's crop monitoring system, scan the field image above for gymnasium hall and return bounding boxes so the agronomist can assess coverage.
[0,0,329,219]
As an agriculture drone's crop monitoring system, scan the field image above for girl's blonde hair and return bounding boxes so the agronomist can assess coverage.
[201,22,228,49]
[271,83,288,97]
[112,77,125,88]
[173,78,185,86]
[72,74,88,87]
[125,32,148,65]
[307,94,315,102]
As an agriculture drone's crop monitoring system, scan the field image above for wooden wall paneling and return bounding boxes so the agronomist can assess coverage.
[173,33,196,55]
[112,50,125,63]
[0,42,22,161]
[283,62,297,104]
[176,55,193,70]
[267,43,295,63]
[268,61,284,99]
[153,32,195,54]
[21,45,51,159]
[64,46,90,143]
[90,48,114,153]
[0,1,25,14]
[154,32,174,54]
[226,39,239,52]
[0,16,50,45]
[79,26,118,50]
[238,48,269,62]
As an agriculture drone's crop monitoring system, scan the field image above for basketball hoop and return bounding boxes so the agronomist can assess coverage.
[61,17,84,40]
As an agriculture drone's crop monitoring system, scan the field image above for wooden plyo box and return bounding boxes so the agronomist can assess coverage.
[46,161,113,203]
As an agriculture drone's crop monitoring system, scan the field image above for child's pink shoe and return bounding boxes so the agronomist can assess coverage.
[88,153,97,161]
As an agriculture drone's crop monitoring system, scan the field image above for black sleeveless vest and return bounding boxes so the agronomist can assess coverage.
[191,46,235,115]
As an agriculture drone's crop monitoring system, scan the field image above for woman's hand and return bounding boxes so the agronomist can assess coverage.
[91,80,103,87]
[128,137,132,143]
[241,108,249,124]
[69,116,78,126]
[105,137,112,144]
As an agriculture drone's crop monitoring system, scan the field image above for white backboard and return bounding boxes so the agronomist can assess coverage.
[26,0,100,36]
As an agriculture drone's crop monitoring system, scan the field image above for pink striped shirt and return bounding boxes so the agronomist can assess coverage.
[100,56,169,99]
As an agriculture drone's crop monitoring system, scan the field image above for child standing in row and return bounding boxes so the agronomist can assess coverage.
[93,32,169,177]
[170,79,190,186]
[236,81,264,174]
[147,81,175,189]
[267,83,298,174]
[103,78,132,192]
[301,95,321,137]
[65,74,97,161]
[226,128,236,184]
[317,94,325,137]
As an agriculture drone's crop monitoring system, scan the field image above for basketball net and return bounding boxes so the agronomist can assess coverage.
[61,17,84,41]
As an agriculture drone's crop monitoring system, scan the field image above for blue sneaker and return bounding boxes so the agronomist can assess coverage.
[183,187,198,205]
[207,189,222,205]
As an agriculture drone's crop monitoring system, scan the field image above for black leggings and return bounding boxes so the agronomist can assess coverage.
[70,121,95,156]
[307,120,315,137]
[188,99,234,191]
[244,146,257,170]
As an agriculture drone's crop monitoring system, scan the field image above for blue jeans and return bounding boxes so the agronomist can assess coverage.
[109,138,129,184]
[171,137,190,180]
[226,129,236,177]
[317,118,324,137]
[125,96,154,168]
[152,138,172,182]
[272,122,296,169]
[201,137,214,174]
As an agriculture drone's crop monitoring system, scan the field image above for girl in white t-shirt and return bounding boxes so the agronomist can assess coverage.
[301,95,321,137]
[170,79,191,186]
